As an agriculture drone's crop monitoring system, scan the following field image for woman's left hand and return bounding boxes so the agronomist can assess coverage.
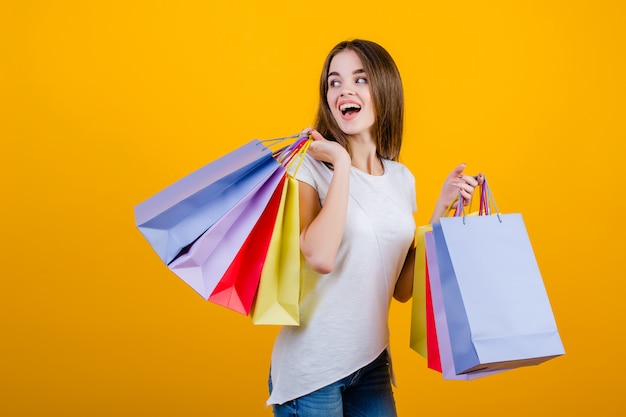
[431,163,484,223]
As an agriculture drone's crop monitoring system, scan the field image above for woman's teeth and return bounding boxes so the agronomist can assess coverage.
[340,103,361,115]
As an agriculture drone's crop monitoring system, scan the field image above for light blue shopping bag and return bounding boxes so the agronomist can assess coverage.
[432,214,565,375]
[134,139,278,265]
[167,167,286,299]
[425,230,503,380]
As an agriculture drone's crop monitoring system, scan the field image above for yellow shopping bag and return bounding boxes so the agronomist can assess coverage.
[250,173,301,325]
[250,139,310,325]
[409,224,432,358]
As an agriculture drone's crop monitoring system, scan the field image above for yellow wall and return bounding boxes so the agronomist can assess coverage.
[2,1,624,415]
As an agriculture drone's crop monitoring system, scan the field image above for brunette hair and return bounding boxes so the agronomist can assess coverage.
[314,39,404,161]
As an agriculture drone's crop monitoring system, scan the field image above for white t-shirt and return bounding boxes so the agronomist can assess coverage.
[267,153,417,406]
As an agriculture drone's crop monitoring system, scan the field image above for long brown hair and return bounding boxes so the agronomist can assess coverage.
[314,39,404,161]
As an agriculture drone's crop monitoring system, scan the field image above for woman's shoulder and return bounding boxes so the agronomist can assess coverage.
[298,153,330,173]
[290,153,332,183]
[383,159,415,181]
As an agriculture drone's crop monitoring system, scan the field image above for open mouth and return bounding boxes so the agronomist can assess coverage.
[340,103,361,116]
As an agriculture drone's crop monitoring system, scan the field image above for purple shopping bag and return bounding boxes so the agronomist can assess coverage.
[425,231,503,380]
[167,166,286,299]
[134,139,278,265]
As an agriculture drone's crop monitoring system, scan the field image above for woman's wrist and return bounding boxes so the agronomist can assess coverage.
[430,202,447,223]
[332,152,352,172]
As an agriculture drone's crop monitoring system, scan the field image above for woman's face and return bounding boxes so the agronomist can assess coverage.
[326,49,375,137]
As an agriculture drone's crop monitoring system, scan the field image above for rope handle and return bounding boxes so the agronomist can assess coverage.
[262,132,312,176]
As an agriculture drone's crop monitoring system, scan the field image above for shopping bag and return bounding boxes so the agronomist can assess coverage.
[134,139,278,265]
[207,174,287,315]
[425,231,502,380]
[432,208,565,375]
[409,224,432,358]
[167,167,286,299]
[425,259,442,372]
[250,140,310,325]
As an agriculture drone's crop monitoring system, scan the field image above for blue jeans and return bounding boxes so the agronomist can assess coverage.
[269,350,397,417]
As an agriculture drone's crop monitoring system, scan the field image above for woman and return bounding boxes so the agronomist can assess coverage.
[268,39,480,417]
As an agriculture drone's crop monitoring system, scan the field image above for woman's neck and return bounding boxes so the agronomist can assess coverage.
[348,134,383,175]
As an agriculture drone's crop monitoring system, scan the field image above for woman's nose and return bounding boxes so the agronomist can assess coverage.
[340,88,355,96]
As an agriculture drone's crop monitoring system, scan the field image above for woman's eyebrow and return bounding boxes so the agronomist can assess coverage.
[328,69,366,78]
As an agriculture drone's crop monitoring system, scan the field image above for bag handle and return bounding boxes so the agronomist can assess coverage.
[284,136,312,176]
[476,176,501,222]
[261,133,300,147]
[262,132,312,176]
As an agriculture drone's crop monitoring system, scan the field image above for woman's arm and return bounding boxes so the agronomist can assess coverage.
[393,242,416,302]
[298,130,352,274]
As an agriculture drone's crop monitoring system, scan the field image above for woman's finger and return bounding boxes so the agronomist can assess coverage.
[457,174,479,187]
[310,129,327,141]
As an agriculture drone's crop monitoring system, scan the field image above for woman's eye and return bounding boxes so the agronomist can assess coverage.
[329,80,341,88]
[356,76,367,84]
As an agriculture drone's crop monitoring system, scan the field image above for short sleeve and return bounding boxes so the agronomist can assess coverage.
[288,153,319,189]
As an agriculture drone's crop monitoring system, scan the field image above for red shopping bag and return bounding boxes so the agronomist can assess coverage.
[426,260,442,373]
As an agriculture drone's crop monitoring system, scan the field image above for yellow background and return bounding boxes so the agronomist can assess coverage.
[2,0,624,415]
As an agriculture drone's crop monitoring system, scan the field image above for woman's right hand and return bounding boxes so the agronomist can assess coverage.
[302,128,351,168]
